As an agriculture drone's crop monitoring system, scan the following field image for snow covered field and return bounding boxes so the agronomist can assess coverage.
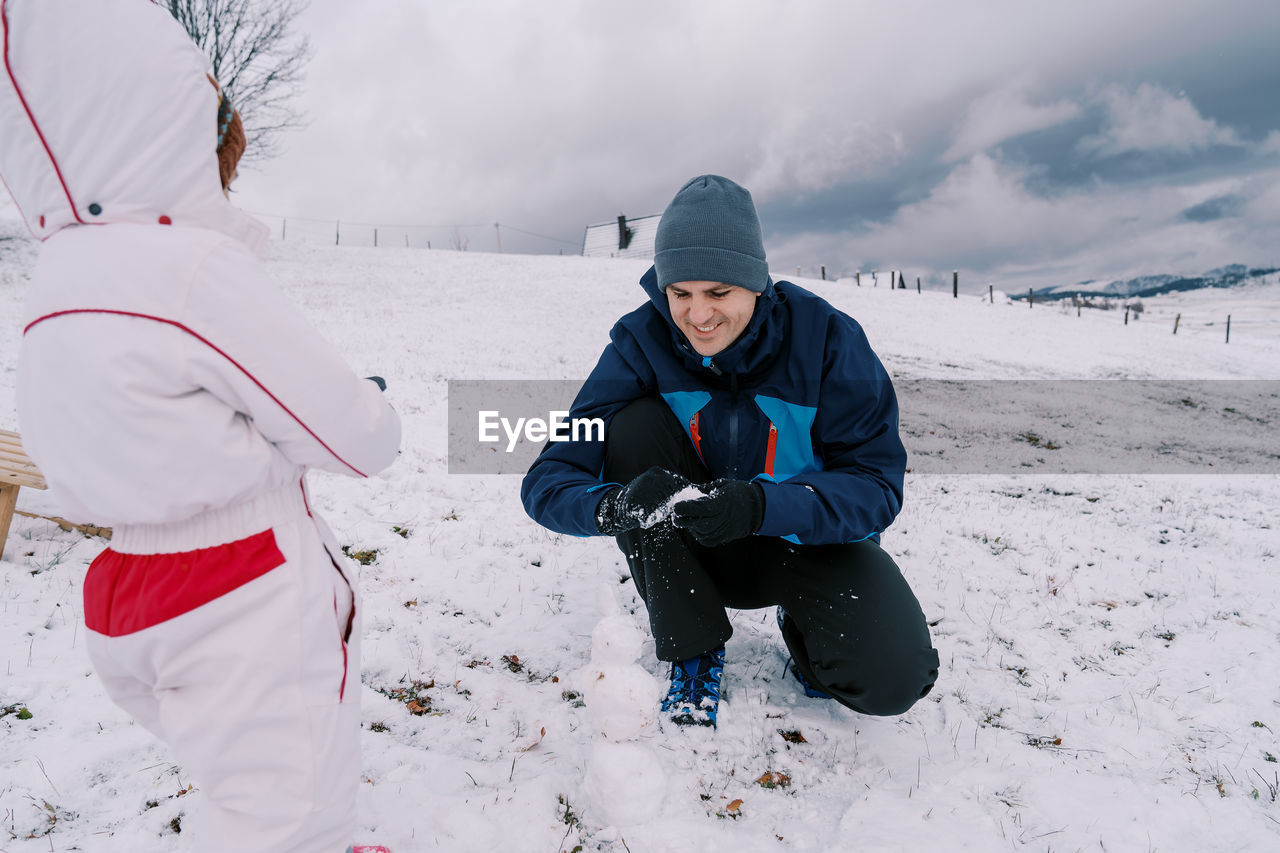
[2,223,1279,852]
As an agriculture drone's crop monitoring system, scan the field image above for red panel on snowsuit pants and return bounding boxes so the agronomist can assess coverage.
[84,529,285,636]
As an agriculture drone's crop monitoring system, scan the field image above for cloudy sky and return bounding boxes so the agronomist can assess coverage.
[212,1,1280,289]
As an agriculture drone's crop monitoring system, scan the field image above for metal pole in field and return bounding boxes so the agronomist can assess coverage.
[1226,315,1231,343]
[953,271,958,298]
[1173,313,1180,334]
[335,220,340,245]
[1029,288,1033,307]
[374,228,378,248]
[989,284,993,304]
[1124,306,1129,325]
[495,223,502,253]
[856,272,861,286]
[917,276,921,293]
[282,219,287,240]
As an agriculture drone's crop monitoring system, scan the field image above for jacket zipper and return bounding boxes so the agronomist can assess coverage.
[689,413,704,463]
[764,423,777,478]
[728,373,740,477]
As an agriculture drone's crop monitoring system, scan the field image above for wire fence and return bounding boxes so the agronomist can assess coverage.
[247,211,580,254]
[244,214,1274,344]
[775,267,1279,344]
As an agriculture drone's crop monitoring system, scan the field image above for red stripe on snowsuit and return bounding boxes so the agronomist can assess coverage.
[307,481,352,701]
[23,309,370,477]
[339,615,348,701]
[2,0,87,232]
[333,591,349,701]
[84,529,285,636]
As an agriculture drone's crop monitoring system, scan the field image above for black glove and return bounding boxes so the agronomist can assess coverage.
[595,467,694,536]
[672,479,765,547]
[366,376,387,391]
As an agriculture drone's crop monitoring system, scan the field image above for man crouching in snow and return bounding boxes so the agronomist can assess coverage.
[523,175,939,727]
[1,2,398,850]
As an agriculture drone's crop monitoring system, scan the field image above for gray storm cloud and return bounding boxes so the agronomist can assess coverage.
[211,0,1280,290]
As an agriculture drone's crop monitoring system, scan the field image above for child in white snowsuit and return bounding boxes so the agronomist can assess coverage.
[0,1,401,850]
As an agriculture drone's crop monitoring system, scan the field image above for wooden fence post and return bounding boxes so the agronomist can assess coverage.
[374,228,378,248]
[335,220,340,245]
[282,219,287,240]
[953,271,958,298]
[917,276,921,294]
[821,265,826,281]
[1124,306,1129,325]
[1226,315,1231,343]
[856,272,861,286]
[1028,288,1033,307]
[1173,313,1180,334]
[989,284,993,304]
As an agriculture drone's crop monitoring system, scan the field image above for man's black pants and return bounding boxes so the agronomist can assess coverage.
[603,396,940,717]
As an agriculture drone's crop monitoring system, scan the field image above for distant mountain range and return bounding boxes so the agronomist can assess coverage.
[1014,264,1280,302]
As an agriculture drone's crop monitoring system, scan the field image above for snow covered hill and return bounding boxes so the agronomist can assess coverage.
[2,227,1279,852]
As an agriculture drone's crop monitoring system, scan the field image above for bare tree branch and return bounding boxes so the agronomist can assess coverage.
[164,0,312,162]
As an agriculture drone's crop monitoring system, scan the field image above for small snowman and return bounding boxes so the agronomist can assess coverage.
[580,588,665,827]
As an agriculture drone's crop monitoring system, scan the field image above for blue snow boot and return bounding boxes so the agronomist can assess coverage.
[776,607,832,699]
[661,647,725,727]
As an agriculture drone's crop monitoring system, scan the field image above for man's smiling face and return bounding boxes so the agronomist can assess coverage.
[665,280,760,357]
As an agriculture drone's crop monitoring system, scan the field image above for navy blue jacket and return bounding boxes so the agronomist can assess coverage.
[520,267,906,545]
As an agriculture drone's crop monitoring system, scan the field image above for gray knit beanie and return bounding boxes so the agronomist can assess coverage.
[654,175,769,293]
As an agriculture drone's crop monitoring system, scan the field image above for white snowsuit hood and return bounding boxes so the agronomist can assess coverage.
[0,0,265,250]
